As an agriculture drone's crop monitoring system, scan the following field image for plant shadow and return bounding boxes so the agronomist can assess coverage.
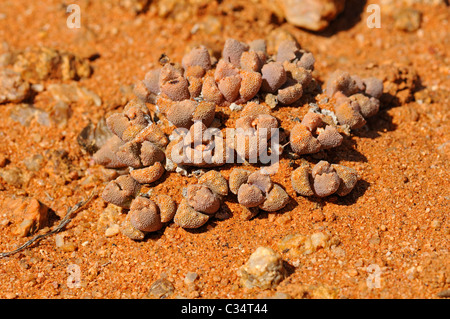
[255,193,299,221]
[353,105,397,140]
[314,0,368,37]
[305,178,370,207]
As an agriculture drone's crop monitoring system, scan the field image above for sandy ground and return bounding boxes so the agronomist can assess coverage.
[0,0,448,299]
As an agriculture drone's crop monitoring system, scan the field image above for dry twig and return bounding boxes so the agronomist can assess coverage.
[0,191,95,258]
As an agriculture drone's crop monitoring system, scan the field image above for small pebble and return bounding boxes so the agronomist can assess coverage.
[0,69,31,104]
[240,206,260,220]
[0,155,7,168]
[55,234,65,248]
[120,218,146,241]
[105,224,120,237]
[239,247,286,289]
[437,290,450,298]
[60,242,77,252]
[394,8,422,32]
[5,292,17,299]
[149,278,174,299]
[229,103,243,111]
[184,272,198,285]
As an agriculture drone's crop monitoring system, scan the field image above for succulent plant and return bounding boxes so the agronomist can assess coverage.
[291,160,360,198]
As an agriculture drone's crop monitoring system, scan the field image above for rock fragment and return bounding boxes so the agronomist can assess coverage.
[394,8,422,32]
[148,277,174,299]
[278,231,332,256]
[9,47,92,82]
[274,0,346,31]
[11,198,49,238]
[120,217,146,241]
[0,69,31,104]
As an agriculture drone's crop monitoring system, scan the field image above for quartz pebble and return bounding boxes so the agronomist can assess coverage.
[0,69,31,104]
[148,277,174,299]
[105,224,120,237]
[239,247,286,289]
[278,231,332,256]
[274,0,346,31]
[6,46,92,82]
[394,8,422,32]
[120,217,146,241]
[184,272,199,285]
